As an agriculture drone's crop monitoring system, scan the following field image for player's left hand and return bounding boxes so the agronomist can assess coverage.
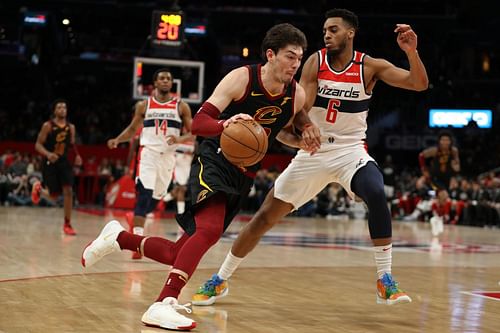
[299,139,319,155]
[74,155,83,166]
[394,24,418,53]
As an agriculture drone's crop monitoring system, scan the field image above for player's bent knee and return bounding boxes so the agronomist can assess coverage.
[196,225,223,246]
[366,186,386,203]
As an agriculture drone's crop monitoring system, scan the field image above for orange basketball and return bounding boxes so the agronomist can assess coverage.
[220,119,268,167]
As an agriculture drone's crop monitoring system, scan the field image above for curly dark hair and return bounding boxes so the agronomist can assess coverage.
[325,8,359,31]
[50,98,68,113]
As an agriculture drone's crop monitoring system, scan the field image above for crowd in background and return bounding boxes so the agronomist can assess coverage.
[0,150,126,207]
[2,147,498,229]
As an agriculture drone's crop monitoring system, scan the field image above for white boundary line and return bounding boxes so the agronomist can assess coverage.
[460,291,500,301]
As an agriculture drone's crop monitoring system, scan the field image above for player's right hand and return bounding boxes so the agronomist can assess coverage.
[107,138,119,149]
[223,113,253,128]
[301,123,321,153]
[47,152,59,163]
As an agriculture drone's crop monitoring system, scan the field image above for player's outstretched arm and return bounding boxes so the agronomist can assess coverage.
[368,24,428,91]
[107,101,146,149]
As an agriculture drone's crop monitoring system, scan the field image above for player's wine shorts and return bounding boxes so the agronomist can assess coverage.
[42,157,73,194]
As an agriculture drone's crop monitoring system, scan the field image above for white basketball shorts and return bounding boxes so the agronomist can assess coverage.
[274,142,375,209]
[137,146,176,199]
[174,152,194,186]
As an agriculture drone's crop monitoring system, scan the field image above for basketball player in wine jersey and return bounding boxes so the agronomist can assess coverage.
[107,68,193,259]
[193,8,429,306]
[419,130,460,191]
[32,99,82,235]
[81,23,321,330]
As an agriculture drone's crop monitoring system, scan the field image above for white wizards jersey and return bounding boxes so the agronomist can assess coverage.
[141,96,182,153]
[309,49,372,149]
[176,140,195,154]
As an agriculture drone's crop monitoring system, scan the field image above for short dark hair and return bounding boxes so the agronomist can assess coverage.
[438,130,453,141]
[153,68,171,82]
[325,9,359,31]
[261,23,307,61]
[51,98,68,112]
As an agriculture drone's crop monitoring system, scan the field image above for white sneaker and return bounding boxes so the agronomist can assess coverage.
[403,210,420,221]
[81,220,125,267]
[437,217,444,234]
[141,297,196,331]
[430,216,443,236]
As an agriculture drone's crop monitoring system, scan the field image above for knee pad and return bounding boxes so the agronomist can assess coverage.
[352,162,386,203]
[352,162,392,239]
[134,180,153,217]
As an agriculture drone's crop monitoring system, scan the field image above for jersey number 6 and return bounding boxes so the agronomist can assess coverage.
[326,99,340,124]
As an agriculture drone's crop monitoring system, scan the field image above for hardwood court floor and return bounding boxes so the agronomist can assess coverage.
[1,206,499,333]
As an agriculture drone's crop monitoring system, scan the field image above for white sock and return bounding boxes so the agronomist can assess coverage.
[217,250,244,280]
[177,201,185,214]
[373,244,392,279]
[163,193,173,202]
[133,226,144,236]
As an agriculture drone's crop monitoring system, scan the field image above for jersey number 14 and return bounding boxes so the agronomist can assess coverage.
[155,119,168,136]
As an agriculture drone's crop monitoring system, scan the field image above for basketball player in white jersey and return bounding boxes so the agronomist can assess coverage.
[107,68,192,259]
[172,138,196,215]
[193,8,428,306]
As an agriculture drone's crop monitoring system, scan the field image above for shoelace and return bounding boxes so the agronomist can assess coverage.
[169,301,193,314]
[382,275,401,294]
[91,237,114,259]
[200,276,222,294]
[91,246,106,259]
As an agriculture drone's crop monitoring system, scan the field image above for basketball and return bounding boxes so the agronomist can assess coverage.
[220,119,268,167]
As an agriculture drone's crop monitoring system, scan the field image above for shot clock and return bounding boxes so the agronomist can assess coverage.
[151,11,185,48]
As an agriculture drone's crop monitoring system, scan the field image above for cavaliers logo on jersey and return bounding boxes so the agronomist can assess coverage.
[253,106,283,136]
[254,106,282,125]
[56,130,68,143]
[196,189,209,203]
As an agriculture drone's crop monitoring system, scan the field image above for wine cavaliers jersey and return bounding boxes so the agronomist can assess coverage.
[218,64,296,149]
[309,49,372,148]
[45,120,71,159]
[430,147,454,189]
[141,96,182,153]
